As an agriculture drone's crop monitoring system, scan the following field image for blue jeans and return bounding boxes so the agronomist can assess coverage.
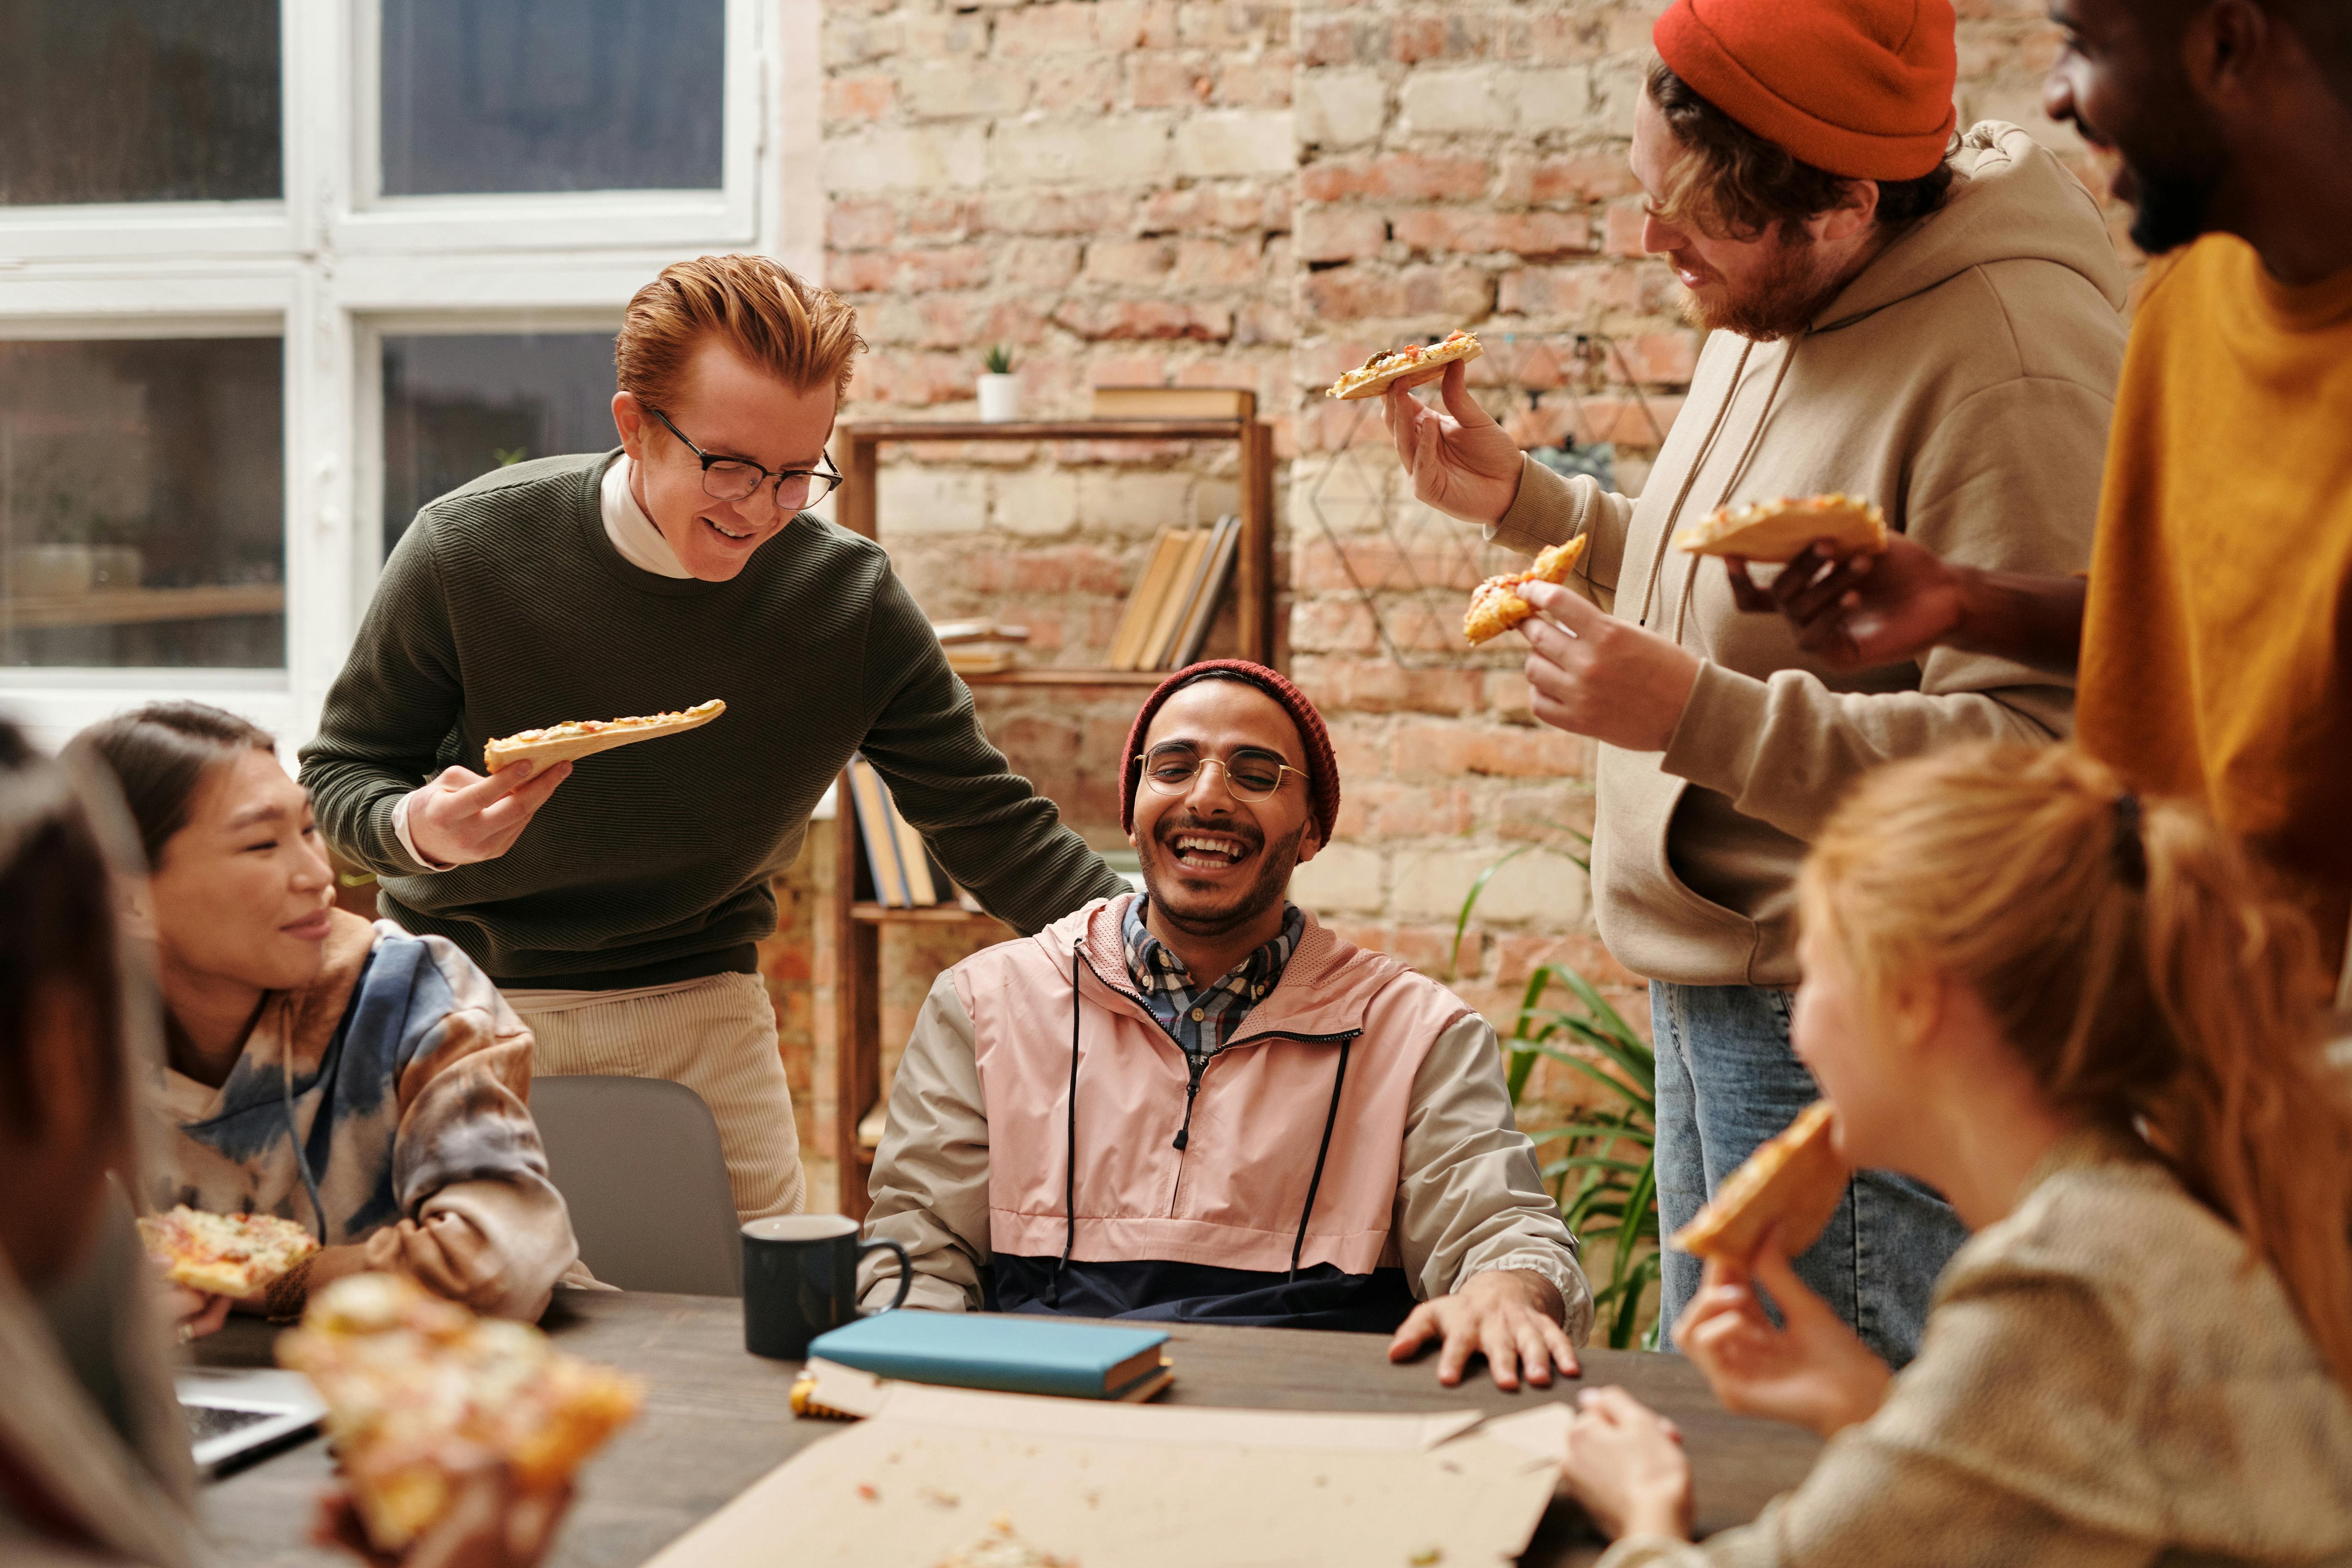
[1651,981,1966,1368]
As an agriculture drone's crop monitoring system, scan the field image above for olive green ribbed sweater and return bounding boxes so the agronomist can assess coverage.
[299,450,1125,984]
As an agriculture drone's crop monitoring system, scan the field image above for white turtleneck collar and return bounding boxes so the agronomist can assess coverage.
[601,455,693,579]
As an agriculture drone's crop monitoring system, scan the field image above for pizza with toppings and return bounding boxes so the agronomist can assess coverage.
[1670,1100,1849,1264]
[138,1205,319,1298]
[1462,536,1589,646]
[1326,330,1484,400]
[1672,492,1888,563]
[276,1272,642,1551]
[482,699,725,773]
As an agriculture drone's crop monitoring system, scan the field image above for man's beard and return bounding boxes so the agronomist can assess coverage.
[2077,95,2227,257]
[1675,229,1839,341]
[2120,149,2226,255]
[1137,816,1305,940]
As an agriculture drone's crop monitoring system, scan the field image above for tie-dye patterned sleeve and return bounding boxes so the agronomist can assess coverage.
[386,932,578,1316]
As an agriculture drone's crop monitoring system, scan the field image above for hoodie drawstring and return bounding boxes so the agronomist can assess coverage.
[1051,948,1082,1309]
[1672,335,1804,646]
[1634,332,1806,646]
[1287,1039,1352,1283]
[278,1030,328,1246]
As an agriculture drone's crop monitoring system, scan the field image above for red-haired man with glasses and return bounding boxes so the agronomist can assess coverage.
[300,255,1126,1226]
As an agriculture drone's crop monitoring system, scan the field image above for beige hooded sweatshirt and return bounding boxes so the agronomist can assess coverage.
[1493,123,2129,987]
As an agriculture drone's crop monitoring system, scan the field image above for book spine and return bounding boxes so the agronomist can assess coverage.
[848,758,911,907]
[1172,515,1239,668]
[815,1348,1106,1400]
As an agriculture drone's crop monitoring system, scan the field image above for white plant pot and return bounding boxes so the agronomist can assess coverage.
[976,373,1021,423]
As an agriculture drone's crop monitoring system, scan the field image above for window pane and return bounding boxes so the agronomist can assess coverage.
[380,0,725,196]
[0,339,284,669]
[383,333,618,556]
[0,0,281,205]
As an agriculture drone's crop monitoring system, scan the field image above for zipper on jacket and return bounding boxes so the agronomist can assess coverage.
[1068,943,1366,1216]
[1173,1052,1208,1151]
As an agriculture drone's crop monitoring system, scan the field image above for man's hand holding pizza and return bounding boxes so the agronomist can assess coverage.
[1387,1267,1582,1391]
[1381,360,1525,527]
[404,761,573,869]
[1515,580,1701,754]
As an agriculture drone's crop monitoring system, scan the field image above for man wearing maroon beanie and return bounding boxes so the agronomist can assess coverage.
[857,662,1592,1387]
[1383,0,2132,1365]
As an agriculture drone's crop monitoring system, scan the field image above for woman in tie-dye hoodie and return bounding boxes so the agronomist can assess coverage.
[72,702,578,1327]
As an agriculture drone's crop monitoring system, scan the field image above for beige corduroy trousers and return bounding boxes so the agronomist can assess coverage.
[507,972,807,1222]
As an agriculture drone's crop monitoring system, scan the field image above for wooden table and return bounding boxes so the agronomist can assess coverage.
[197,1291,1818,1567]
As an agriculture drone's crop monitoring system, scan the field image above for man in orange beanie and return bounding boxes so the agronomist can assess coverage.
[1383,0,2131,1365]
[1741,0,2352,996]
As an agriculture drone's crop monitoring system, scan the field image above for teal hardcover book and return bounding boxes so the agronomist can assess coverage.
[805,1313,1170,1400]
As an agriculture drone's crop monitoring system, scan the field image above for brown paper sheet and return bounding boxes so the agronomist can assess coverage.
[646,1381,1562,1568]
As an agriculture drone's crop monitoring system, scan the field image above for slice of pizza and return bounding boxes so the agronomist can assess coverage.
[482,699,725,774]
[1669,1100,1849,1264]
[277,1273,641,1552]
[138,1205,319,1298]
[1462,535,1589,646]
[1672,493,1888,563]
[1326,330,1484,400]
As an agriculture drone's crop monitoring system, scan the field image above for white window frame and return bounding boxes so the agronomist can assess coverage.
[0,0,816,756]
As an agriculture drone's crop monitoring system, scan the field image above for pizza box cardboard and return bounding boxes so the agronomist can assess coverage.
[643,1375,1567,1568]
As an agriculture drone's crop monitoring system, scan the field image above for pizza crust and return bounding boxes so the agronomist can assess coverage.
[137,1206,319,1299]
[483,699,725,773]
[1326,330,1484,400]
[1462,536,1589,646]
[1672,493,1887,563]
[278,1273,641,1552]
[1669,1100,1849,1263]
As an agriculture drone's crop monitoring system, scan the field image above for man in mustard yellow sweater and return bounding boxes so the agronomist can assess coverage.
[1750,0,2352,977]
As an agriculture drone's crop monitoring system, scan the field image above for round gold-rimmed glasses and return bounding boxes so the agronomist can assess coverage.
[1134,743,1305,804]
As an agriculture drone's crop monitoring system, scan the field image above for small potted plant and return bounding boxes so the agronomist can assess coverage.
[977,347,1019,423]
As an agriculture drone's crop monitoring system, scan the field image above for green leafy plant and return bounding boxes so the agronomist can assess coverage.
[1447,833,1662,1349]
[982,345,1014,375]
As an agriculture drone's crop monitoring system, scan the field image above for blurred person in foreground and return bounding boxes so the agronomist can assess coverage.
[300,254,1126,1225]
[1380,0,2129,1363]
[1557,744,2352,1564]
[858,662,1592,1390]
[73,702,579,1334]
[0,718,563,1568]
[1740,0,2352,985]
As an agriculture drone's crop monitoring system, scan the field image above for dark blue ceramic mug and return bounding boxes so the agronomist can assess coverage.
[741,1214,910,1360]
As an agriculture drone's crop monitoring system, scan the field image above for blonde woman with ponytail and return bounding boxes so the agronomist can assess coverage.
[1558,743,2352,1565]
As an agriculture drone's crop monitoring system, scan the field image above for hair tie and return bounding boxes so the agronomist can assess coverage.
[2110,791,2147,889]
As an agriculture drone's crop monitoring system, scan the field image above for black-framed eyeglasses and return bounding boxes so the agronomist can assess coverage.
[646,406,843,513]
[1134,743,1305,804]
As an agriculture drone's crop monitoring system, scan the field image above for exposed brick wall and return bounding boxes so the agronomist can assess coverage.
[788,0,2124,1164]
[1287,1,1685,1125]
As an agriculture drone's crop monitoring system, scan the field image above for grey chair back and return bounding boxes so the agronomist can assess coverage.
[530,1075,742,1296]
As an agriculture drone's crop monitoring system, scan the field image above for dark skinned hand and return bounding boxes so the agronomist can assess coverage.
[1723,532,1969,670]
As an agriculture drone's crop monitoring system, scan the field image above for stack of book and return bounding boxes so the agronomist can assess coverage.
[845,755,977,910]
[1106,514,1241,671]
[932,618,1030,676]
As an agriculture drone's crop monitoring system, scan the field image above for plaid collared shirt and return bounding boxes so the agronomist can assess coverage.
[1121,895,1305,1063]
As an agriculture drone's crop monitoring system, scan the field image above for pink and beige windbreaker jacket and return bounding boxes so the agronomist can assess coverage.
[859,896,1591,1335]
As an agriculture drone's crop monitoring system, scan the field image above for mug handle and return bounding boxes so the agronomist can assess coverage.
[858,1238,913,1313]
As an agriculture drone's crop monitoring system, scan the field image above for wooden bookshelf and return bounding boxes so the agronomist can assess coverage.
[827,415,1276,1218]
